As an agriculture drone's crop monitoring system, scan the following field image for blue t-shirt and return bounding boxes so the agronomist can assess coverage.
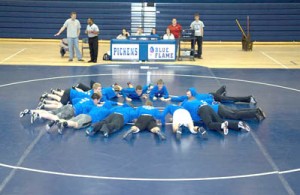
[88,107,110,123]
[181,99,206,122]
[88,101,115,123]
[136,105,162,121]
[121,85,148,99]
[149,85,169,99]
[101,87,117,101]
[73,97,96,116]
[110,105,137,125]
[70,89,93,102]
[161,104,181,117]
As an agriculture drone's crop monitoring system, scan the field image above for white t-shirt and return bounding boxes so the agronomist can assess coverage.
[86,23,99,38]
[163,33,175,40]
[190,20,205,36]
[117,34,128,39]
[135,33,145,36]
[63,19,81,38]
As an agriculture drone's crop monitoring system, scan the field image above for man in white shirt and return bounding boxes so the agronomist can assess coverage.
[85,18,99,63]
[190,13,205,59]
[55,12,83,62]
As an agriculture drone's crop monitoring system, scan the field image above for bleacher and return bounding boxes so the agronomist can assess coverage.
[0,0,299,41]
[156,3,300,41]
[0,1,131,40]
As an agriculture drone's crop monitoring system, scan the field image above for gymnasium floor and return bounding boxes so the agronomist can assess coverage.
[0,40,299,195]
[0,39,299,68]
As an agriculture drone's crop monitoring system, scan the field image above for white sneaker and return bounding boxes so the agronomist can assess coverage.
[221,121,229,135]
[238,121,251,132]
[250,96,257,105]
[30,113,39,124]
[20,109,30,118]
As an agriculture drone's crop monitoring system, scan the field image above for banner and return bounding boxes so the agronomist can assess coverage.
[148,44,176,60]
[111,44,139,60]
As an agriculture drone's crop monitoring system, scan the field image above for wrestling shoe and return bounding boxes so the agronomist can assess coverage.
[256,107,266,121]
[40,93,48,98]
[85,126,95,136]
[90,80,96,88]
[30,113,39,124]
[46,120,58,130]
[20,109,31,118]
[123,128,134,139]
[221,121,229,135]
[176,126,182,140]
[100,124,110,137]
[57,121,68,134]
[250,96,257,105]
[36,102,45,110]
[147,84,154,94]
[238,121,251,132]
[220,85,227,96]
[39,93,48,101]
[156,131,166,140]
[198,127,207,138]
[39,97,46,102]
[38,99,45,105]
[50,88,54,94]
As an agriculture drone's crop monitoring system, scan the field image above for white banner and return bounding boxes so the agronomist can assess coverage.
[148,44,176,60]
[111,44,139,60]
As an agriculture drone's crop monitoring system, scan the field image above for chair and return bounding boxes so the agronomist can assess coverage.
[81,38,89,57]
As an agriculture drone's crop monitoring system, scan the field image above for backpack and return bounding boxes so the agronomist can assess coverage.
[103,53,111,61]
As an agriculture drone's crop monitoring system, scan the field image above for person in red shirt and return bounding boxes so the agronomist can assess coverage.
[168,18,182,58]
[168,18,182,39]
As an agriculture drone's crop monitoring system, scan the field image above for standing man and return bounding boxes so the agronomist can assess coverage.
[55,12,84,62]
[190,13,205,59]
[85,18,99,63]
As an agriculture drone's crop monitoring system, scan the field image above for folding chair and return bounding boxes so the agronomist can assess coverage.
[81,38,89,57]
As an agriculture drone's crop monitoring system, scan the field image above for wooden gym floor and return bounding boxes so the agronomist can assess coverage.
[0,39,299,69]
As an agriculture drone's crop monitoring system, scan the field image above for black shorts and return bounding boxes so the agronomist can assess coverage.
[76,83,91,92]
[60,88,71,105]
[134,115,158,131]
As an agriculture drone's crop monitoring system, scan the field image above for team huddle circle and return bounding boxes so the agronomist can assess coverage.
[15,71,277,141]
